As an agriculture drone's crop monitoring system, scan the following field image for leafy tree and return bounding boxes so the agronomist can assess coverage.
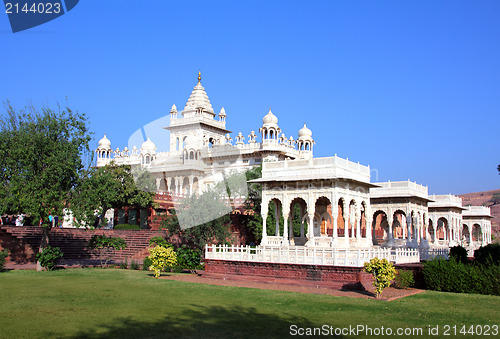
[0,102,92,270]
[71,163,155,228]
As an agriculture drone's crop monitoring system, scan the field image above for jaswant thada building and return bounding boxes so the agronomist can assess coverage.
[95,72,492,265]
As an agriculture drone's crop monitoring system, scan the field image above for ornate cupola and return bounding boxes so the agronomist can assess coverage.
[219,107,226,122]
[170,104,178,119]
[259,108,281,143]
[297,123,314,159]
[140,137,157,166]
[96,134,112,166]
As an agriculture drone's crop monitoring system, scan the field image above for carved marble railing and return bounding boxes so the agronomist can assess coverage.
[205,245,421,267]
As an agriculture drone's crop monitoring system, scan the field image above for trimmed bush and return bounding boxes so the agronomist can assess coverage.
[0,249,8,271]
[36,246,63,271]
[176,245,202,270]
[394,269,414,289]
[364,257,396,297]
[147,245,177,278]
[449,245,468,263]
[87,235,127,266]
[114,224,141,230]
[142,257,152,271]
[423,257,500,296]
[474,244,500,266]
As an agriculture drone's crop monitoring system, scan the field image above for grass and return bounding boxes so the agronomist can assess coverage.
[0,269,499,338]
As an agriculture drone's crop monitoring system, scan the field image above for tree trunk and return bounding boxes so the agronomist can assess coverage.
[36,225,51,271]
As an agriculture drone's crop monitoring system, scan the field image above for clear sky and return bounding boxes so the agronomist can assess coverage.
[1,1,499,195]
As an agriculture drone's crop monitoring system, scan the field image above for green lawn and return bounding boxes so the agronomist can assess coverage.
[0,269,499,338]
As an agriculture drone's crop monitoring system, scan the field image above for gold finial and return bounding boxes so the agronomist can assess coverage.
[198,71,201,83]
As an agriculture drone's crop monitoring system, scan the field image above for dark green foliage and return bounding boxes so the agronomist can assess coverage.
[120,258,128,269]
[35,246,63,271]
[142,257,152,271]
[0,249,8,271]
[114,224,141,230]
[394,269,414,289]
[474,243,500,266]
[449,245,469,263]
[176,244,202,270]
[149,236,171,248]
[162,208,231,251]
[71,164,155,228]
[423,258,500,296]
[0,102,92,224]
[130,260,139,270]
[87,234,127,266]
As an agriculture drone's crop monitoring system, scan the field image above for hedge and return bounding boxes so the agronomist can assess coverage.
[423,258,500,296]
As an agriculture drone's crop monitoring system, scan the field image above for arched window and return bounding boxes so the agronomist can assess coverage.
[189,151,194,159]
[305,142,310,151]
[145,155,150,164]
[176,138,179,151]
[182,136,187,149]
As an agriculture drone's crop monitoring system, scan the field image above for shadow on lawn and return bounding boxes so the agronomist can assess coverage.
[66,304,345,339]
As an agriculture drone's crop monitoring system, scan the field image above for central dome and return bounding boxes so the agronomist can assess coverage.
[262,108,278,125]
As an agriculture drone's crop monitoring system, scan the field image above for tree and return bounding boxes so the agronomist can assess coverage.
[498,164,500,175]
[0,102,92,270]
[71,163,155,228]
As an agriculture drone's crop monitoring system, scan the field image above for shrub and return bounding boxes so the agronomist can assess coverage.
[142,257,152,271]
[147,245,177,278]
[474,244,500,266]
[114,224,141,230]
[363,257,396,297]
[423,257,500,296]
[149,236,171,248]
[176,245,202,270]
[87,235,127,267]
[0,249,8,271]
[394,269,415,289]
[130,260,140,270]
[36,246,63,271]
[120,259,128,269]
[449,245,468,264]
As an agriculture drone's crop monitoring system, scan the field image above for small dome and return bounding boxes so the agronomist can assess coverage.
[219,107,226,116]
[298,123,312,138]
[141,137,156,153]
[170,104,177,113]
[262,108,278,125]
[98,134,111,149]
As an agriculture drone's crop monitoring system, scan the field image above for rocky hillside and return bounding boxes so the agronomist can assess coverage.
[459,188,500,238]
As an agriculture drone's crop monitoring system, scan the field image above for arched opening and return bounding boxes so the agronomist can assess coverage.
[360,202,367,238]
[462,224,470,245]
[472,224,482,242]
[305,142,310,151]
[182,136,187,150]
[182,177,189,196]
[266,198,283,237]
[145,155,150,164]
[428,219,435,243]
[289,197,307,242]
[393,210,406,239]
[348,200,357,238]
[192,177,199,196]
[176,138,179,151]
[337,198,345,237]
[208,137,215,149]
[315,196,332,237]
[437,217,448,241]
[372,210,388,245]
[189,151,194,160]
[170,179,177,195]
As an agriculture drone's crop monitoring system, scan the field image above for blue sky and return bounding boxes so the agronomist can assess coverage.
[1,1,499,195]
